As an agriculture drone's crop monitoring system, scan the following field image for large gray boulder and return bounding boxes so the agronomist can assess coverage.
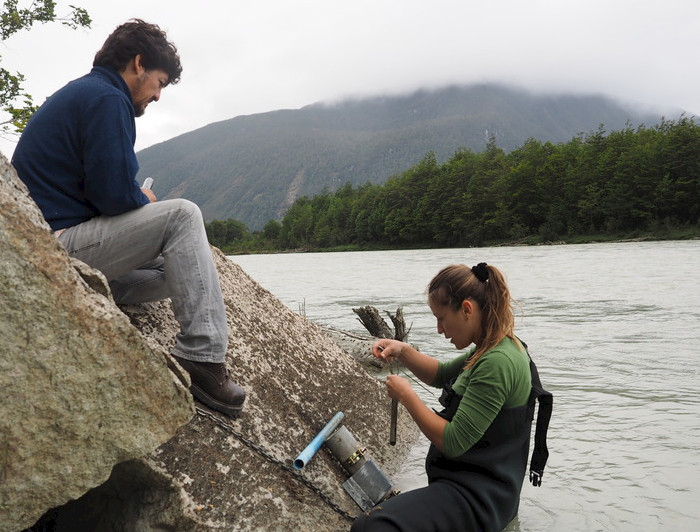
[0,152,418,531]
[0,154,194,530]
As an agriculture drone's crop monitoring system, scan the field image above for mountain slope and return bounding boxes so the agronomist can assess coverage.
[136,83,665,229]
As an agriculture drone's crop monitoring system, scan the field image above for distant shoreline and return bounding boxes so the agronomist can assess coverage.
[226,228,700,255]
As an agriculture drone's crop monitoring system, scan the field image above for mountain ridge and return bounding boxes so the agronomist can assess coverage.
[136,83,669,229]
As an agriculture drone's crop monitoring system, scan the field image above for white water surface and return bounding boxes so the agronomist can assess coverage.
[231,241,700,531]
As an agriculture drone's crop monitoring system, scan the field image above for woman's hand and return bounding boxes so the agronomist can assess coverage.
[385,374,447,451]
[372,339,406,363]
[372,339,439,386]
[385,374,415,403]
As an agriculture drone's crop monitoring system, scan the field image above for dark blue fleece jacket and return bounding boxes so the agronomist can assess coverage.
[11,66,149,231]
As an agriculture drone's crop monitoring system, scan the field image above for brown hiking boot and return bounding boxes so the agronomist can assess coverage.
[172,356,246,418]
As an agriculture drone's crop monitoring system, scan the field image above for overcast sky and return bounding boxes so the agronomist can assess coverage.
[1,0,699,158]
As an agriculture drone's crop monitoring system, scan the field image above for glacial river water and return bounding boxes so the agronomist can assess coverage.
[231,241,700,531]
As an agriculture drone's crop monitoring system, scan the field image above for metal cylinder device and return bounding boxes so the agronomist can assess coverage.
[292,415,397,511]
[324,424,396,511]
[325,425,367,476]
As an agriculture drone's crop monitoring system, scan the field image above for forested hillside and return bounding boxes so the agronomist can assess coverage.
[136,83,666,229]
[206,118,700,251]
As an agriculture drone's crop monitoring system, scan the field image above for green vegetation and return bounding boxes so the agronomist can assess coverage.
[138,84,662,230]
[1,1,91,135]
[206,117,700,253]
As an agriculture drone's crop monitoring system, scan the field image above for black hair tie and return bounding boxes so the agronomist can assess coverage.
[472,262,489,283]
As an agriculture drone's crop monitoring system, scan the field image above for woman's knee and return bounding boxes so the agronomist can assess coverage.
[350,510,399,532]
[350,514,365,532]
[351,513,370,532]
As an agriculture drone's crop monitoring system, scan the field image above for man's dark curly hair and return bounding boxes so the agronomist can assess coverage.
[93,19,182,85]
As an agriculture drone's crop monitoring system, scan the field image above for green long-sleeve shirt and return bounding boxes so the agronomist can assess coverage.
[432,337,531,458]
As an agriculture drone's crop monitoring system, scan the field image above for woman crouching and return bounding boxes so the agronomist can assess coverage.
[352,263,537,532]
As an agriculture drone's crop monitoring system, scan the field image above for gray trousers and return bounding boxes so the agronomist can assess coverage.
[58,199,228,363]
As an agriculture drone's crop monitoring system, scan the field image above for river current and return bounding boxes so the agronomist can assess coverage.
[231,241,700,531]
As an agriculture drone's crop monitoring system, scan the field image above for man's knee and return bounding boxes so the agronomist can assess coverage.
[154,199,206,238]
[162,198,203,221]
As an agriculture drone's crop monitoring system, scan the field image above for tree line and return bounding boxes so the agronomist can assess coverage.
[205,117,700,252]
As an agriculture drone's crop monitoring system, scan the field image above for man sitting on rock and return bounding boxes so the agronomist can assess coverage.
[11,19,245,418]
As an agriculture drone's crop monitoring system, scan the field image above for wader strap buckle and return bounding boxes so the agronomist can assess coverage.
[529,469,543,487]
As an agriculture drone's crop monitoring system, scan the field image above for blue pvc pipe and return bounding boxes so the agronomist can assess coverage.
[293,411,345,470]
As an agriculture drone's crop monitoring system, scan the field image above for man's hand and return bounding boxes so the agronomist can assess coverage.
[141,187,157,202]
